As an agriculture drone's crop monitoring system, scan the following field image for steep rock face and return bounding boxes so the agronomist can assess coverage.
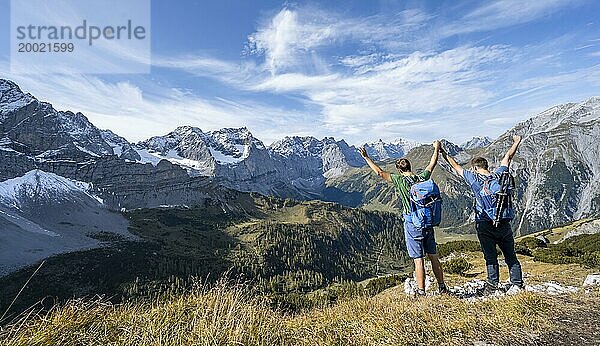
[0,80,233,211]
[475,97,600,235]
[270,136,364,180]
[0,79,114,161]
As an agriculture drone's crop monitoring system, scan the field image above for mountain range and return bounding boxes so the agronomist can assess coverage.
[1,78,599,274]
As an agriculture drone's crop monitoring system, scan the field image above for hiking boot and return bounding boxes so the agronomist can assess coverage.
[438,283,449,295]
[505,283,525,295]
[478,282,498,297]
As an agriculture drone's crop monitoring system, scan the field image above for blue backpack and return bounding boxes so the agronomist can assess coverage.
[477,171,515,225]
[405,176,443,229]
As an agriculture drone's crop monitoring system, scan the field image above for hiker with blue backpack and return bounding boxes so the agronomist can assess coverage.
[441,135,524,295]
[359,141,447,296]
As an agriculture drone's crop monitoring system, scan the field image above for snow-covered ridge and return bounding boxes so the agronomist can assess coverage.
[269,136,328,158]
[0,170,102,208]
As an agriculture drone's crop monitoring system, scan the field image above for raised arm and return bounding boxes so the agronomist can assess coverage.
[359,147,392,182]
[441,149,464,177]
[501,135,522,167]
[425,140,441,172]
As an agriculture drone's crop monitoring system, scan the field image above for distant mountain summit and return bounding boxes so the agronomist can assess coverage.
[461,136,492,150]
[362,138,420,161]
[0,169,131,276]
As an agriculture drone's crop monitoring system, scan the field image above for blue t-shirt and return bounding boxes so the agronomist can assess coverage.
[462,165,509,221]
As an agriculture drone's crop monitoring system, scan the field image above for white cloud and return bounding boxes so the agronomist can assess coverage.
[443,0,581,37]
[245,7,432,75]
[252,46,508,130]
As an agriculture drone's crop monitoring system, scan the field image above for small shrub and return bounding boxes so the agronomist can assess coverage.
[581,252,600,268]
[515,242,533,256]
[515,237,546,256]
[364,274,409,296]
[443,257,474,275]
[438,240,481,258]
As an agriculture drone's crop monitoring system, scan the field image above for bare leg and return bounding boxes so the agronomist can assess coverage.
[427,253,445,285]
[414,257,426,290]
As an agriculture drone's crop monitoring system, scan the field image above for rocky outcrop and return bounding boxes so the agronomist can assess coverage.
[476,97,600,235]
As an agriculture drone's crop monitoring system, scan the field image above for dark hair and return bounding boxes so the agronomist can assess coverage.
[396,158,411,172]
[470,157,489,170]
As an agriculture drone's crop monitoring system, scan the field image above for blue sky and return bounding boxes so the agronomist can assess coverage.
[0,0,599,145]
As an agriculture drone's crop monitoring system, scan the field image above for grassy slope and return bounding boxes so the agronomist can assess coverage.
[1,221,599,345]
[1,259,598,346]
[520,218,594,243]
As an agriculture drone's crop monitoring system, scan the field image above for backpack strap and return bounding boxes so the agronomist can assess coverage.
[479,173,500,195]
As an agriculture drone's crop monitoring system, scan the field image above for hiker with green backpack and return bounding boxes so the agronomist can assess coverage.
[441,135,524,295]
[359,141,448,296]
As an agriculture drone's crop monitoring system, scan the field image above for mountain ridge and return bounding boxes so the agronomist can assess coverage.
[1,78,599,236]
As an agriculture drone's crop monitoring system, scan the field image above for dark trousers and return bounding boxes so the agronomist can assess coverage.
[475,220,523,286]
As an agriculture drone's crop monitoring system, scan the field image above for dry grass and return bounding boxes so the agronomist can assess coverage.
[0,278,556,346]
[521,218,594,243]
[2,248,596,346]
[443,252,596,287]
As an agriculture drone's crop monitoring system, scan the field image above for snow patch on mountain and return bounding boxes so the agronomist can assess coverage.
[100,130,141,161]
[135,148,213,175]
[0,169,101,208]
[134,126,259,174]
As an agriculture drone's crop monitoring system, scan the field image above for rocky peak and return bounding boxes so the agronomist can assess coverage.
[270,136,325,158]
[362,138,420,161]
[0,79,36,118]
[461,136,492,150]
[439,139,463,156]
[0,169,97,208]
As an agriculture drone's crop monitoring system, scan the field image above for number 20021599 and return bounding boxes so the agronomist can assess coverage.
[17,42,75,53]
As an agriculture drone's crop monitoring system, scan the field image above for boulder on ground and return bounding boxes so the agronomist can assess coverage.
[583,274,600,286]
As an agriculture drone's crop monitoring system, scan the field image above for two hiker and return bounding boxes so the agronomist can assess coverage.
[359,141,447,295]
[360,135,523,295]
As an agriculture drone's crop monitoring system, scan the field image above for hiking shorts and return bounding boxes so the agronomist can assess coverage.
[403,214,437,259]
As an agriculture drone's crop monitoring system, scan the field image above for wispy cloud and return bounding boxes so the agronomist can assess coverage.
[442,0,581,37]
[480,86,546,109]
[0,66,314,144]
[252,46,508,129]
[245,7,433,75]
